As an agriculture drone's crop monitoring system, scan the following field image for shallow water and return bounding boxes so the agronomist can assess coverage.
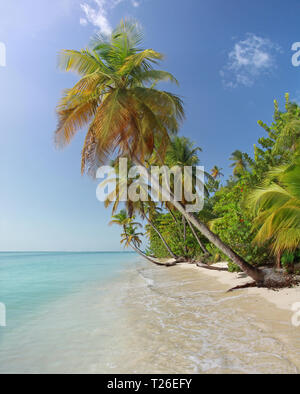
[0,252,299,374]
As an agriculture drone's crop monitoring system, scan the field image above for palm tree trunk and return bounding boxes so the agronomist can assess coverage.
[173,203,265,283]
[145,215,177,259]
[276,252,281,270]
[168,205,208,255]
[167,206,183,237]
[136,161,265,283]
[182,216,188,254]
[129,241,176,266]
[186,218,209,255]
[168,207,179,226]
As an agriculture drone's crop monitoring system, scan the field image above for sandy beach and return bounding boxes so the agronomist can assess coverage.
[179,262,300,313]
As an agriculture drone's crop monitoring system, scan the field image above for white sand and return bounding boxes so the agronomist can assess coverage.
[179,262,300,312]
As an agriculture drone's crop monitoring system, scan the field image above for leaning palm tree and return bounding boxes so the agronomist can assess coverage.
[120,225,143,249]
[102,159,178,258]
[110,210,145,254]
[249,157,300,268]
[55,20,273,284]
[55,20,183,175]
[131,200,178,259]
[110,209,174,266]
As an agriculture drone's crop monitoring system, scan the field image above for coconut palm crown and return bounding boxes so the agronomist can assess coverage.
[55,20,184,175]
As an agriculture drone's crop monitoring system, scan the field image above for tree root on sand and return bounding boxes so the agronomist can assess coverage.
[227,271,300,292]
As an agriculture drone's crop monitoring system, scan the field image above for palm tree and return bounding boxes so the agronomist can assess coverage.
[110,209,145,255]
[110,210,174,266]
[165,136,201,166]
[102,159,178,259]
[165,136,210,255]
[120,225,143,249]
[55,20,184,175]
[133,201,178,259]
[249,157,300,268]
[55,20,268,284]
[211,166,223,179]
[109,209,136,228]
[230,150,247,177]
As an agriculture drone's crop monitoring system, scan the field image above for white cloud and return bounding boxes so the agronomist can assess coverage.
[131,0,140,6]
[80,0,141,35]
[220,33,281,88]
[80,17,88,26]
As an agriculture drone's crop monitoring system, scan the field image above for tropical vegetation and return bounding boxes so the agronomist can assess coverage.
[55,20,300,288]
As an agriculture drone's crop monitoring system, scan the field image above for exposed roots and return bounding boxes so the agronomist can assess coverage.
[228,269,300,291]
[258,268,298,289]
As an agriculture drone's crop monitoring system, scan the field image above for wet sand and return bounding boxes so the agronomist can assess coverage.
[181,262,300,312]
[111,261,300,374]
[1,258,300,374]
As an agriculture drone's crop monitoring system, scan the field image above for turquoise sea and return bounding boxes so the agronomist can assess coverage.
[0,252,140,373]
[0,251,300,374]
[0,252,137,330]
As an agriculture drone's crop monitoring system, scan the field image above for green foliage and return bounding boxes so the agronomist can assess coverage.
[146,212,208,258]
[228,262,242,273]
[57,17,300,275]
[249,156,300,255]
[146,95,300,267]
[210,182,270,266]
[281,251,295,265]
[281,251,296,274]
[207,95,300,268]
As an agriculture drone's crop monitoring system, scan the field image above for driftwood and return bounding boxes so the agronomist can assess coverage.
[150,259,177,267]
[196,262,228,271]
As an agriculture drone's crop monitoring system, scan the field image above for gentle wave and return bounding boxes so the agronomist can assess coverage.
[0,252,300,373]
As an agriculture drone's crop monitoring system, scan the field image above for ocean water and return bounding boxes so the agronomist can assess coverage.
[0,252,300,374]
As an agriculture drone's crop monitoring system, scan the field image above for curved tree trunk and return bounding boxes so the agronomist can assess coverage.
[172,203,265,283]
[145,215,178,259]
[182,216,188,254]
[129,241,176,266]
[168,205,208,256]
[166,206,184,238]
[186,218,209,255]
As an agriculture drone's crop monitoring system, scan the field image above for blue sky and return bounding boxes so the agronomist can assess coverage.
[1,0,300,251]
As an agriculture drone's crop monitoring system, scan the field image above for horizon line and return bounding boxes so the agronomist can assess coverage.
[0,250,135,253]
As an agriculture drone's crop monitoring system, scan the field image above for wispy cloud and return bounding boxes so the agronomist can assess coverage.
[80,0,141,35]
[220,33,281,88]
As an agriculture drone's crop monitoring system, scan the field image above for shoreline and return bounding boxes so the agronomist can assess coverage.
[178,262,300,313]
[146,258,300,372]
